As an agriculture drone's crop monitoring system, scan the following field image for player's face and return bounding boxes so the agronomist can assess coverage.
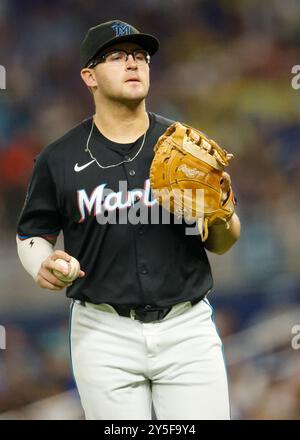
[91,42,150,105]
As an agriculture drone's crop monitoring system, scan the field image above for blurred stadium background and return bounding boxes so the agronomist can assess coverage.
[0,0,300,419]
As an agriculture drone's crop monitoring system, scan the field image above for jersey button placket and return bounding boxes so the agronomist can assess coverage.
[140,265,148,275]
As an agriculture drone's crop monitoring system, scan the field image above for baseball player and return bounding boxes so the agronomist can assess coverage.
[16,20,241,420]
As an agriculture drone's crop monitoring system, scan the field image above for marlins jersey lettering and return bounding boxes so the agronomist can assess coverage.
[17,113,213,307]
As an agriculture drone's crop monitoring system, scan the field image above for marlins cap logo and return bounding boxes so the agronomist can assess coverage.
[111,22,132,37]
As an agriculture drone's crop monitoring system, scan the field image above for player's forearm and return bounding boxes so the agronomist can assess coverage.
[204,213,241,255]
[16,236,54,281]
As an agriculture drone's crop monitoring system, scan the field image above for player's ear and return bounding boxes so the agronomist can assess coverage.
[80,68,97,89]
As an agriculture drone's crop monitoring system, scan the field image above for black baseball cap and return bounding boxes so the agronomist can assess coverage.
[80,20,159,68]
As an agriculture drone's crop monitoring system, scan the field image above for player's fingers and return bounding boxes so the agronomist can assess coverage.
[50,250,71,262]
[39,268,68,288]
[79,270,85,278]
[39,267,72,288]
[36,274,63,291]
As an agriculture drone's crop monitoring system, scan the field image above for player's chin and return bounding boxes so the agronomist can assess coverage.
[120,92,148,106]
[123,83,148,98]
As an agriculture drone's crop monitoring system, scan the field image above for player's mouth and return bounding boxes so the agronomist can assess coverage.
[125,78,141,83]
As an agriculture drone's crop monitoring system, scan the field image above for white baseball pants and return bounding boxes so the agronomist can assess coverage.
[69,298,230,420]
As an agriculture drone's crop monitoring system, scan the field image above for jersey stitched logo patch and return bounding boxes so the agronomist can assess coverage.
[77,178,157,223]
[74,160,96,172]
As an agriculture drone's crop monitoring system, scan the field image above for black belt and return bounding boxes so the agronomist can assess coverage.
[78,293,206,324]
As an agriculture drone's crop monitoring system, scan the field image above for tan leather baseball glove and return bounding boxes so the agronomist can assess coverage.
[149,122,236,241]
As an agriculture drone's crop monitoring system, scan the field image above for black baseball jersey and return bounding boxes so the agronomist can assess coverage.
[17,112,213,308]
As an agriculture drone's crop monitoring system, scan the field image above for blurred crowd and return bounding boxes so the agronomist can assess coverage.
[0,0,300,419]
[0,316,74,414]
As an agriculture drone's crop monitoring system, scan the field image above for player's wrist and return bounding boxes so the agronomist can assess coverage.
[16,235,54,281]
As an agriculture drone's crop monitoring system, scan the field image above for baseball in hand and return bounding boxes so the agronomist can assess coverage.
[53,257,80,283]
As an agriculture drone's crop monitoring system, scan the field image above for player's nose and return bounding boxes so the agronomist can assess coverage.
[125,54,138,69]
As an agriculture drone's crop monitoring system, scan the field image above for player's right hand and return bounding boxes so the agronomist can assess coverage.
[36,250,85,291]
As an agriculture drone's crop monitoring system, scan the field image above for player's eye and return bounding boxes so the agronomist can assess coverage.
[106,51,126,62]
[134,51,146,61]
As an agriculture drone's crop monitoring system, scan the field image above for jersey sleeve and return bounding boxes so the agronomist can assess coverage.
[17,151,62,241]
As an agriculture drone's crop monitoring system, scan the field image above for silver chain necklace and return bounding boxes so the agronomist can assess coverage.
[84,120,147,169]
